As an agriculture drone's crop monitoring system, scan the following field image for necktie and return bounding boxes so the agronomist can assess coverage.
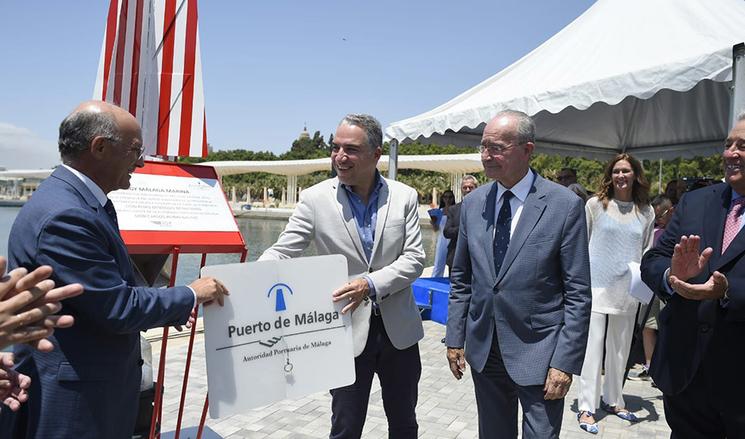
[493,191,513,276]
[722,197,745,253]
[104,199,119,229]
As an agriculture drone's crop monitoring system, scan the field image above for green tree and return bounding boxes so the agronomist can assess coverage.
[182,138,723,201]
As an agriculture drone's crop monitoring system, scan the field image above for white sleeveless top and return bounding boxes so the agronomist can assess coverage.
[585,196,654,315]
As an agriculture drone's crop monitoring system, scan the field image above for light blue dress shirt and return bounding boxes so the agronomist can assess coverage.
[341,172,384,299]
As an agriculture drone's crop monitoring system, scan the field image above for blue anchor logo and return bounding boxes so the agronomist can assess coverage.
[267,283,293,312]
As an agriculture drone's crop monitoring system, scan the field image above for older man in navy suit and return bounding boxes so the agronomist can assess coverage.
[641,113,745,438]
[0,101,228,438]
[445,110,591,438]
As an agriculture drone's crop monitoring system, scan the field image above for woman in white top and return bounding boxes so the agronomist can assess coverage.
[577,153,654,434]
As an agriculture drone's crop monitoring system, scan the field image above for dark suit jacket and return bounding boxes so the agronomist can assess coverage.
[445,173,591,386]
[641,183,745,397]
[443,202,462,269]
[0,166,194,438]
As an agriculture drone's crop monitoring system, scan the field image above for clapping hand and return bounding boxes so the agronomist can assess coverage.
[0,257,83,352]
[0,353,30,411]
[668,235,727,300]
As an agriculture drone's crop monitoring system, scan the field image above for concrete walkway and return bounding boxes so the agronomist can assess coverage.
[154,322,670,439]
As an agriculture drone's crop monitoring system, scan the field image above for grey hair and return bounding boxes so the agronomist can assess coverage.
[461,174,479,186]
[738,110,745,122]
[493,109,535,144]
[339,114,383,150]
[58,109,121,160]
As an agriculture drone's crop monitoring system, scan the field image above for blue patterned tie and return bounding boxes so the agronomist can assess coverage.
[493,191,513,276]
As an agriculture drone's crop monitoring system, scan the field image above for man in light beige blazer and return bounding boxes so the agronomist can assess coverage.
[260,114,425,439]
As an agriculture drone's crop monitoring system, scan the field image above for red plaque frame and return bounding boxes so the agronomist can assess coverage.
[120,160,246,254]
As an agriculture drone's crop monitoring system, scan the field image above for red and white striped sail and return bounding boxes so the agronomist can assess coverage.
[94,0,207,158]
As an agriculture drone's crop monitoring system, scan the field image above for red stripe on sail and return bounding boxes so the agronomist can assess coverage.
[178,0,198,157]
[202,112,208,157]
[112,0,129,106]
[157,0,177,155]
[127,0,144,116]
[101,0,119,100]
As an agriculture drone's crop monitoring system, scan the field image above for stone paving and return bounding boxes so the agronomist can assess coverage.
[153,322,670,439]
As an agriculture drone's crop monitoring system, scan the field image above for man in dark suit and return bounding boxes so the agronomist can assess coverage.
[0,101,228,438]
[443,175,478,273]
[641,114,745,438]
[445,110,591,438]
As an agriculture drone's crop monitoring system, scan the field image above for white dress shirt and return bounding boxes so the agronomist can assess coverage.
[494,169,535,238]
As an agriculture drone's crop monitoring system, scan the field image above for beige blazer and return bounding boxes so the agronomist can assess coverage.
[259,176,425,356]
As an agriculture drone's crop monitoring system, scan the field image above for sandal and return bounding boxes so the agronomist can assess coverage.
[577,411,599,434]
[600,400,638,422]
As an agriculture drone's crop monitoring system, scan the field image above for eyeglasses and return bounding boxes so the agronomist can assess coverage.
[725,139,745,152]
[479,142,518,155]
[126,144,146,159]
[107,137,146,159]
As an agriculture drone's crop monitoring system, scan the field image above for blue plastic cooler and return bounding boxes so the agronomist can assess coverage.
[411,277,450,325]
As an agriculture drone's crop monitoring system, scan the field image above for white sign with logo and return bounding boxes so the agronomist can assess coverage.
[201,255,355,418]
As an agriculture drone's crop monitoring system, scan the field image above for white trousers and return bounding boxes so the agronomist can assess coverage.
[578,311,635,413]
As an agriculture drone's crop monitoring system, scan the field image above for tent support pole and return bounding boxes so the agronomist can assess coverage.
[451,173,464,202]
[658,158,663,194]
[388,139,399,180]
[731,43,745,130]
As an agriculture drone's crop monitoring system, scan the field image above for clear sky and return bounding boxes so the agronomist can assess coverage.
[0,0,596,169]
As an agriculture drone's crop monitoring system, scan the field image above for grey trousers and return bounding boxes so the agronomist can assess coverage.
[471,331,564,439]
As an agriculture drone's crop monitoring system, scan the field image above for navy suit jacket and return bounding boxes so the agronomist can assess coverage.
[445,173,591,386]
[641,183,745,397]
[0,166,194,438]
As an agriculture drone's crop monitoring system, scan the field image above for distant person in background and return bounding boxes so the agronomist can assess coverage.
[651,196,674,246]
[430,190,455,277]
[664,179,686,205]
[629,196,673,385]
[568,183,589,202]
[577,153,654,434]
[557,167,578,187]
[689,178,716,191]
[559,167,591,199]
[443,176,478,274]
[0,257,83,412]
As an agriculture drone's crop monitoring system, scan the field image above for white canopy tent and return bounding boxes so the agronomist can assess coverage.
[385,0,745,162]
